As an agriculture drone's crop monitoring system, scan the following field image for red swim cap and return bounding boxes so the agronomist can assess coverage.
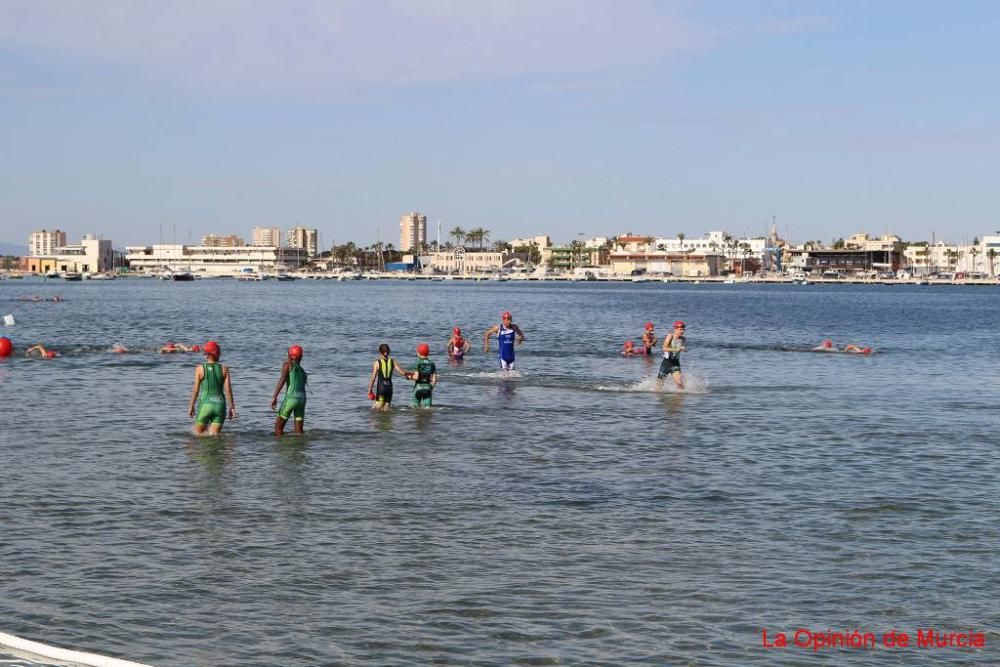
[288,344,303,359]
[862,347,872,355]
[673,321,686,329]
[644,322,654,330]
[417,343,430,357]
[453,327,461,335]
[203,341,221,357]
[44,350,57,358]
[624,340,634,348]
[165,342,176,349]
[502,311,512,319]
[823,340,833,348]
[190,344,201,352]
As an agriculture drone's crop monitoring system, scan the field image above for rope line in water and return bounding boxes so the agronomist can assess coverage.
[0,632,153,667]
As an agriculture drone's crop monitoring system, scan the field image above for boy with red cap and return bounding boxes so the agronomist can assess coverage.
[407,343,438,407]
[187,340,236,436]
[642,322,657,355]
[447,327,470,360]
[656,321,687,390]
[484,311,525,371]
[271,344,308,436]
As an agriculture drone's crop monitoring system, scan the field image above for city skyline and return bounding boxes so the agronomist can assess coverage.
[1,2,998,247]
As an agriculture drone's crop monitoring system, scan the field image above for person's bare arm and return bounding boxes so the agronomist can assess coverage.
[483,325,499,352]
[224,366,236,418]
[513,324,525,345]
[270,361,290,409]
[188,365,204,417]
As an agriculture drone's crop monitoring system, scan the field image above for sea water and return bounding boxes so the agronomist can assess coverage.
[1,279,997,666]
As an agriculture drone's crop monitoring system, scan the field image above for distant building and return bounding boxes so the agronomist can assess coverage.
[252,226,282,247]
[400,212,427,253]
[424,247,515,274]
[287,226,318,257]
[202,234,246,247]
[29,229,67,257]
[23,234,114,273]
[125,244,307,276]
[510,235,551,249]
[608,251,721,277]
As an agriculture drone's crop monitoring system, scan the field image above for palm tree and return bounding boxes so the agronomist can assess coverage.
[988,248,997,277]
[676,233,685,251]
[480,228,491,249]
[969,246,979,273]
[493,240,512,253]
[449,227,466,247]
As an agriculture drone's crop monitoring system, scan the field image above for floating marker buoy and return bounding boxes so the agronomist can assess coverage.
[0,336,12,358]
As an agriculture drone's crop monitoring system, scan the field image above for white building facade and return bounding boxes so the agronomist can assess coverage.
[29,229,67,257]
[252,227,282,247]
[125,244,307,276]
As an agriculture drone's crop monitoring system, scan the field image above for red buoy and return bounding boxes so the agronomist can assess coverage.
[0,337,12,358]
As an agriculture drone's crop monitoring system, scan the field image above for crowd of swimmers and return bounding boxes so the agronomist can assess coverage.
[1,307,874,437]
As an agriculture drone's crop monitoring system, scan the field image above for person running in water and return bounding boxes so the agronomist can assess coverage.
[656,321,687,390]
[270,344,308,436]
[447,327,470,361]
[25,344,59,358]
[484,311,525,370]
[408,343,438,407]
[367,343,409,410]
[187,340,236,436]
[642,322,657,355]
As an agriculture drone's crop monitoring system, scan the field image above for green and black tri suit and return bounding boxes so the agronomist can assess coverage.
[375,356,396,404]
[657,334,685,378]
[277,361,307,421]
[196,362,227,425]
[411,357,436,407]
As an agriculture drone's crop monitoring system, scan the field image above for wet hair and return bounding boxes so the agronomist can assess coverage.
[378,343,390,356]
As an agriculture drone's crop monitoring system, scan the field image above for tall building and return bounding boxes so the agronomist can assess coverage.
[287,226,318,257]
[202,234,246,247]
[29,229,67,257]
[252,226,282,247]
[400,212,427,252]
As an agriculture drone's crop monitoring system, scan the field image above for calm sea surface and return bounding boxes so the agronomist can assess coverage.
[1,278,997,666]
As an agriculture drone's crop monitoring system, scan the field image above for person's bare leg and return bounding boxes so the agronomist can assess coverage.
[293,419,304,434]
[274,416,287,436]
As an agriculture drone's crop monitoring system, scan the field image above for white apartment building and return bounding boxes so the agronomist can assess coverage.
[125,244,307,276]
[423,248,512,274]
[29,229,67,257]
[287,226,318,257]
[650,231,765,256]
[509,235,551,249]
[23,234,113,273]
[400,212,427,252]
[252,226,282,247]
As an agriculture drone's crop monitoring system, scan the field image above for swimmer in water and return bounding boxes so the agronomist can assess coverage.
[622,341,639,358]
[484,311,525,371]
[407,343,437,407]
[160,342,192,354]
[187,340,236,436]
[447,327,470,360]
[642,322,657,355]
[656,321,687,390]
[367,343,409,410]
[270,344,307,436]
[25,344,59,358]
[813,340,837,352]
[111,342,129,354]
[843,344,873,355]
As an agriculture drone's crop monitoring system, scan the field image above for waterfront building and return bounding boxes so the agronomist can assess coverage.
[29,229,67,257]
[609,251,721,277]
[202,234,246,247]
[510,235,552,249]
[788,246,903,276]
[423,248,517,274]
[287,226,318,257]
[543,245,609,271]
[400,212,427,253]
[252,226,282,247]
[125,244,307,276]
[23,234,113,274]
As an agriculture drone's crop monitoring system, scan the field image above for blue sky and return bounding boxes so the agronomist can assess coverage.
[1,0,998,248]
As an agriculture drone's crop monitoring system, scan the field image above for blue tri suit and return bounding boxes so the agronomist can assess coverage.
[498,321,517,370]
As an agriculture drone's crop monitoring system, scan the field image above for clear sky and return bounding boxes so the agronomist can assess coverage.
[1,0,998,248]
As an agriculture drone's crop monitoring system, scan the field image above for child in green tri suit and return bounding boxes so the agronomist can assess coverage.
[187,340,236,436]
[367,343,409,411]
[407,343,438,407]
[270,344,308,436]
